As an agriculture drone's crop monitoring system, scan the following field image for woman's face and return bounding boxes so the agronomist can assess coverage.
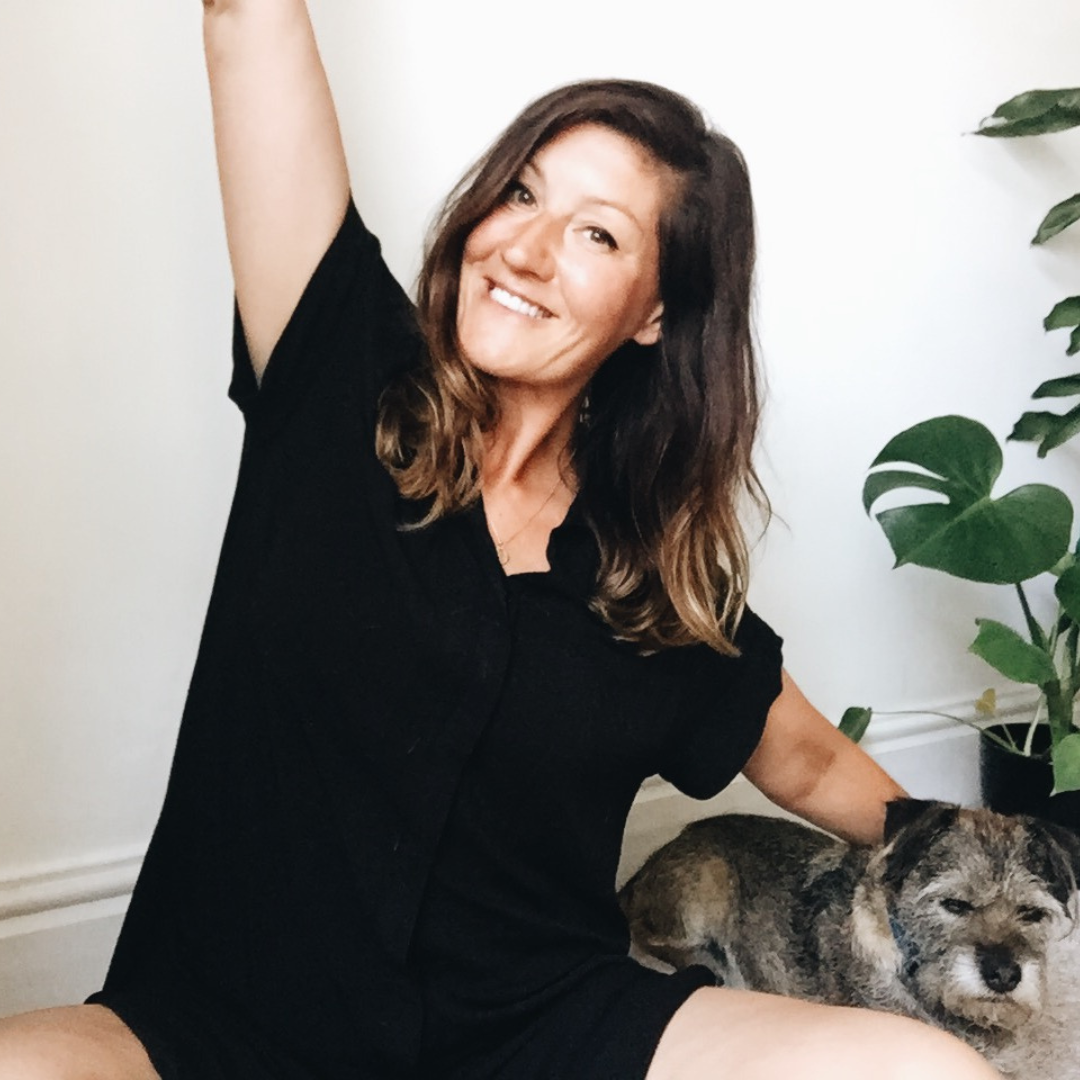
[456,124,667,399]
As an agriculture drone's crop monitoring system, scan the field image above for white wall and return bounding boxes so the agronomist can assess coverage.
[1,0,1077,1012]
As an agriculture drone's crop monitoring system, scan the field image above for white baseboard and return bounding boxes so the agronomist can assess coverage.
[0,700,1009,1018]
[0,851,140,1018]
[0,849,141,929]
[0,901,127,1018]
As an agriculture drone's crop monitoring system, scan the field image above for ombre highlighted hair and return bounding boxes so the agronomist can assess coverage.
[376,79,768,655]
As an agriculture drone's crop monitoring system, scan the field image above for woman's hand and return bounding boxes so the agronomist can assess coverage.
[741,670,907,845]
[204,0,350,375]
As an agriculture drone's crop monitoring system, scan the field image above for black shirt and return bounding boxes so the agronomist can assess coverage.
[95,200,783,1076]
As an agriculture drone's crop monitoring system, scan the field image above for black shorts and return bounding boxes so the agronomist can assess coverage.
[88,962,716,1080]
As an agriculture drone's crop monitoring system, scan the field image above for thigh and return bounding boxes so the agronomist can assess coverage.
[0,1005,160,1080]
[646,987,1003,1080]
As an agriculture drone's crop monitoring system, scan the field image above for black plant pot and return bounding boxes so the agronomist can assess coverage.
[980,721,1080,832]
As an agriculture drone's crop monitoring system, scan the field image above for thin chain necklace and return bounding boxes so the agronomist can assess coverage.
[487,473,565,566]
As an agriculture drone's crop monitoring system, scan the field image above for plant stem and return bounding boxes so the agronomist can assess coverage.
[868,708,1022,753]
[1016,582,1047,650]
[1023,696,1046,756]
[1064,615,1079,705]
[1044,681,1071,746]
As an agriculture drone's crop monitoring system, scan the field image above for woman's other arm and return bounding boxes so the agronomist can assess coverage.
[203,0,350,376]
[741,671,907,845]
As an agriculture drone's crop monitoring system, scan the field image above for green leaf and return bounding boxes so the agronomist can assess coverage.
[1057,549,1078,572]
[1051,732,1080,794]
[870,416,1001,504]
[865,416,1073,583]
[990,88,1080,121]
[1055,563,1080,625]
[1044,296,1080,332]
[1011,411,1059,442]
[839,706,872,743]
[969,619,1057,685]
[1032,374,1080,398]
[976,88,1080,137]
[861,469,950,515]
[1071,325,1080,357]
[1037,409,1080,455]
[1009,403,1080,456]
[1032,193,1080,244]
[1021,380,1080,453]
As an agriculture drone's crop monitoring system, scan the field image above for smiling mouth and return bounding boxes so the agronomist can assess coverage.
[488,283,552,320]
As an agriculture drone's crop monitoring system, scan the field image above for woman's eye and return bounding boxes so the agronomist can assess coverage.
[940,898,974,916]
[505,181,534,207]
[585,226,617,250]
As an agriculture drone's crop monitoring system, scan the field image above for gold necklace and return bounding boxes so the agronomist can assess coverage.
[487,474,565,566]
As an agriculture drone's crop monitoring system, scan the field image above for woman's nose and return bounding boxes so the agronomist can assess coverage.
[501,215,558,280]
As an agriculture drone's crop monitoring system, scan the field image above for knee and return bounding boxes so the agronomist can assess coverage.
[648,989,1001,1080]
[779,1008,1002,1080]
[889,1019,997,1080]
[0,1006,158,1080]
[0,1013,67,1080]
[780,1008,1002,1080]
[879,1017,1001,1080]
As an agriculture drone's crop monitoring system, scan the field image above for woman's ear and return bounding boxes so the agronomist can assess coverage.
[632,302,664,346]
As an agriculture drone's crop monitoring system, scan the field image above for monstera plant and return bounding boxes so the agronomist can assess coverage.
[858,415,1080,797]
[846,89,1080,804]
[977,88,1080,454]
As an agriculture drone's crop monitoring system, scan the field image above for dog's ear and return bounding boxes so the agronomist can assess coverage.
[883,798,950,843]
[1024,818,1080,910]
[881,800,960,892]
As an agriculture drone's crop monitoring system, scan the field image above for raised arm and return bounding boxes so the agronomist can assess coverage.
[203,0,350,376]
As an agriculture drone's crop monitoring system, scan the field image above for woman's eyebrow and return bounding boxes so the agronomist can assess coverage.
[522,161,646,232]
[581,196,646,231]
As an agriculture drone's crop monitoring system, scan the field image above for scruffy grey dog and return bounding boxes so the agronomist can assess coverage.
[619,800,1080,1078]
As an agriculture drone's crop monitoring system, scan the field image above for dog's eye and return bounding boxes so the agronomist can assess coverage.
[1018,906,1048,924]
[940,898,974,916]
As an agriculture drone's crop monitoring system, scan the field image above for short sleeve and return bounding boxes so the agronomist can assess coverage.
[658,607,784,800]
[227,198,422,435]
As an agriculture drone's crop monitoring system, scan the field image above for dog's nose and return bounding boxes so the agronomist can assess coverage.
[976,945,1022,993]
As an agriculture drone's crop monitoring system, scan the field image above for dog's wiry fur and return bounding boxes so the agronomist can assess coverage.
[619,801,1080,1079]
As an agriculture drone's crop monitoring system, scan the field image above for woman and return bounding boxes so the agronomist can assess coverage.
[0,2,1001,1078]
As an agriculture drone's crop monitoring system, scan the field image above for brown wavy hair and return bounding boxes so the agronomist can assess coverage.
[376,79,768,654]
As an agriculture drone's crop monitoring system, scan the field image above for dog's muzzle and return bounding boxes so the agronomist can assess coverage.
[977,945,1022,994]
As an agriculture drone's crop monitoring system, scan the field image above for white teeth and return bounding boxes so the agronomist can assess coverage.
[490,285,546,319]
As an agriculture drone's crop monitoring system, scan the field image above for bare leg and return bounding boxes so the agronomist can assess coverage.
[647,987,1003,1080]
[0,1005,160,1080]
